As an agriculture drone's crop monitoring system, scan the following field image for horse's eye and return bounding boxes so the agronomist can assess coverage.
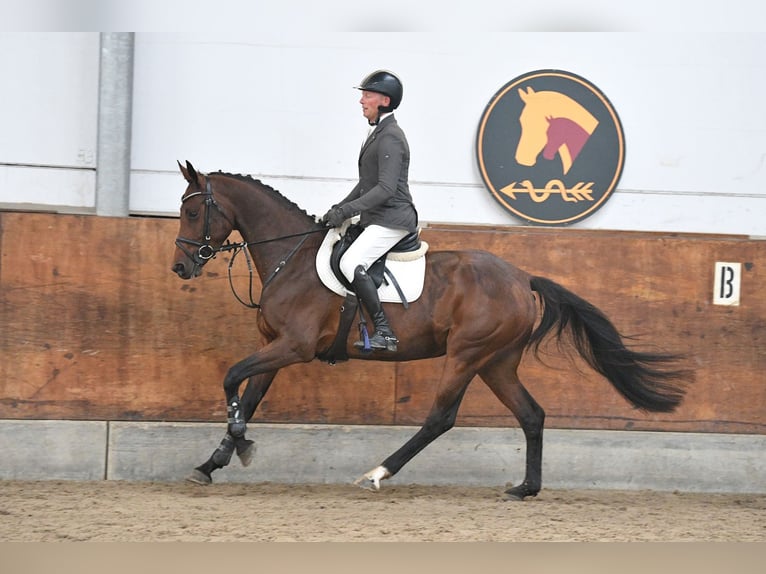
[186,209,199,219]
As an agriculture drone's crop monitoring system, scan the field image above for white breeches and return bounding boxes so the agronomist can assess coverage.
[339,224,409,283]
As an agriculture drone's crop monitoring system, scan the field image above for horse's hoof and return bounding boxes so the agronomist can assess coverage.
[502,491,525,502]
[503,482,538,501]
[236,440,256,467]
[186,469,212,485]
[353,475,380,491]
[353,465,390,491]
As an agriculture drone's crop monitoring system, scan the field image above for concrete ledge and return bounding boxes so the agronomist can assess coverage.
[0,420,107,480]
[1,420,764,494]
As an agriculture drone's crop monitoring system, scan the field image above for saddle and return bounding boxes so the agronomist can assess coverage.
[329,223,422,301]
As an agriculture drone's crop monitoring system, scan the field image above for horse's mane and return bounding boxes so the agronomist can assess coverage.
[210,171,317,220]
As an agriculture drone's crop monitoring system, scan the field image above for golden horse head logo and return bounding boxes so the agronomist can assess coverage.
[476,70,624,226]
[515,86,599,175]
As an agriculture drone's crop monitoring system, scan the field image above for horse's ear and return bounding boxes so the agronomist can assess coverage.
[179,160,199,185]
[518,86,535,102]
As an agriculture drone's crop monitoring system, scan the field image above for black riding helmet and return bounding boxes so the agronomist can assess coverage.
[356,70,403,113]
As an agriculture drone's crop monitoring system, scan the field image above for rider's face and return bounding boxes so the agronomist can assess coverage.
[359,90,390,123]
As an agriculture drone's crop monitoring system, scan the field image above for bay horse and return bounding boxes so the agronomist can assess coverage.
[171,161,689,500]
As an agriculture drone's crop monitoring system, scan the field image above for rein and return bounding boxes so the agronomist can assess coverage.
[220,231,321,309]
[175,178,326,309]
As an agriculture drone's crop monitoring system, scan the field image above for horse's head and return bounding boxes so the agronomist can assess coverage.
[171,161,236,279]
[516,88,599,172]
[515,87,550,167]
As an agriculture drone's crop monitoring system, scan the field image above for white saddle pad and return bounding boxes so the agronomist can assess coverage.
[315,228,428,304]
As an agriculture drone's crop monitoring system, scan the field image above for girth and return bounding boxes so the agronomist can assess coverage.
[316,293,359,364]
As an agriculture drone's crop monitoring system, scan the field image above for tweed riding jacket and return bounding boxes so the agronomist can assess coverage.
[335,114,418,233]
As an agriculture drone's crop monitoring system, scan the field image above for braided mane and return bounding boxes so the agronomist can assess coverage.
[210,171,317,220]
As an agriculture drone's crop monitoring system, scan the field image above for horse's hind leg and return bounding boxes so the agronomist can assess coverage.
[355,358,473,490]
[187,371,277,485]
[479,354,545,501]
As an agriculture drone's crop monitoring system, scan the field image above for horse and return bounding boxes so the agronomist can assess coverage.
[543,116,592,174]
[516,86,598,175]
[171,161,690,500]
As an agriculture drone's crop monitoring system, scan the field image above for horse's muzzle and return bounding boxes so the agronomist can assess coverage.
[171,261,201,279]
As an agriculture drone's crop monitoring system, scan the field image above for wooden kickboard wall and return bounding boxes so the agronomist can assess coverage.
[1,212,763,434]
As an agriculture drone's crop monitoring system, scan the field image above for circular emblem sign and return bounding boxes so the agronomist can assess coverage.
[476,69,625,225]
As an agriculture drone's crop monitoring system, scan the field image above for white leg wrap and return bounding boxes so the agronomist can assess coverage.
[353,465,391,491]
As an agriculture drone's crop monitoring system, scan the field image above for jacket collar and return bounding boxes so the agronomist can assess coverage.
[369,111,394,127]
[361,113,395,155]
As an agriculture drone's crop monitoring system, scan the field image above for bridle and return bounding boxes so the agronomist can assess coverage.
[175,179,234,269]
[174,177,326,309]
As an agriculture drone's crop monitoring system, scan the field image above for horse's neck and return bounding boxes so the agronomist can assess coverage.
[226,180,316,281]
[562,120,589,158]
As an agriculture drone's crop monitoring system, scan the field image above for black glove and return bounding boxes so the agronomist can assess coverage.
[321,205,348,228]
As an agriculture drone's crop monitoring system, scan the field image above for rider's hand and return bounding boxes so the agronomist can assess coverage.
[321,205,348,228]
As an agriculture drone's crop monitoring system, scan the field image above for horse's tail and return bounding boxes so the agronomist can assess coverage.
[528,276,690,413]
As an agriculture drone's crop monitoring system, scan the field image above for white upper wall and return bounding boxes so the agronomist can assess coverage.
[1,31,765,236]
[0,33,98,209]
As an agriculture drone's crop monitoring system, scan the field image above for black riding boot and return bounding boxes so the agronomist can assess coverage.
[351,265,398,352]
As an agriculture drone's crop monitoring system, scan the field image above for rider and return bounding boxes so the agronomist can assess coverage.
[321,70,418,352]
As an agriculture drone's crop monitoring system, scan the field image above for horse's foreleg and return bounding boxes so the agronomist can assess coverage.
[232,370,278,466]
[355,363,472,491]
[187,371,278,485]
[479,359,545,501]
[187,433,237,485]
